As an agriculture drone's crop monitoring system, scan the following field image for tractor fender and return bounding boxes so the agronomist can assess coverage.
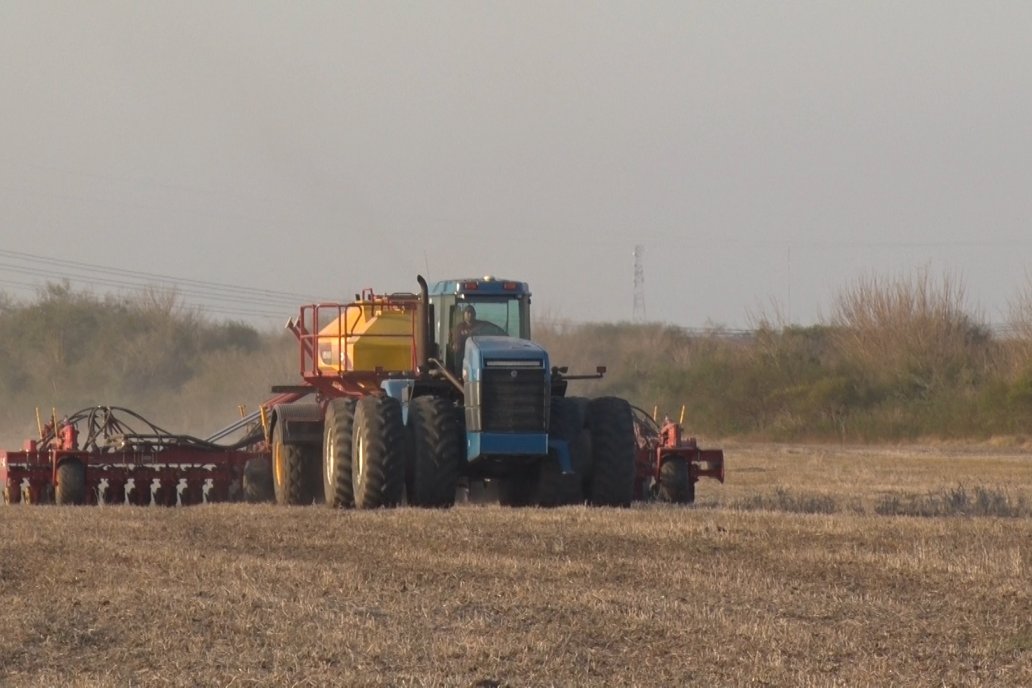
[270,402,325,446]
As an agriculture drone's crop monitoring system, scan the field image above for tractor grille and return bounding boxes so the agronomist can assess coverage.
[480,368,547,433]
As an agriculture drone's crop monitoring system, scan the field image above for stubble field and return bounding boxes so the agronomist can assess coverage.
[1,443,1030,687]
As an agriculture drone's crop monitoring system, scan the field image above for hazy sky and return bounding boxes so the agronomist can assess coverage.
[2,2,1031,328]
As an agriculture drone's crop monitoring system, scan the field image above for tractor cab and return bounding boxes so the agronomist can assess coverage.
[427,277,532,373]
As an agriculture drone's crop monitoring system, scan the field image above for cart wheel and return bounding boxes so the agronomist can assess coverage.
[323,398,357,508]
[272,421,312,505]
[658,457,694,504]
[55,460,86,505]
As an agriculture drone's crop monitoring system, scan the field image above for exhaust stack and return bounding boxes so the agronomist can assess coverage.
[416,275,430,371]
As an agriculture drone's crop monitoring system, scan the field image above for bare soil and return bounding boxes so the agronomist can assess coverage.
[1,443,1030,687]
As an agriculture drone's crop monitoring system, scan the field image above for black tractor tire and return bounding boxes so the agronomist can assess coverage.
[560,397,590,466]
[323,398,357,508]
[352,395,406,509]
[566,396,594,495]
[535,397,585,507]
[498,469,537,507]
[586,397,636,507]
[658,456,694,504]
[55,460,86,505]
[534,458,579,507]
[406,396,460,508]
[566,396,591,433]
[304,444,325,504]
[272,420,313,505]
[242,456,274,503]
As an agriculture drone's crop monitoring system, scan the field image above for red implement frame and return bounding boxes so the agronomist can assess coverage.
[631,407,725,503]
[1,406,271,506]
[2,445,263,505]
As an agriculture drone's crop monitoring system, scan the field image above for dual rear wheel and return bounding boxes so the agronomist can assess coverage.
[350,396,406,508]
[272,395,435,509]
[320,395,411,509]
[584,397,636,507]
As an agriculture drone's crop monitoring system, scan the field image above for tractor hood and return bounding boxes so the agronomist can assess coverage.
[462,336,551,454]
[463,336,550,382]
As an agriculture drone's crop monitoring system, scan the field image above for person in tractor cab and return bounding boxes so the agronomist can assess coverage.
[451,305,480,367]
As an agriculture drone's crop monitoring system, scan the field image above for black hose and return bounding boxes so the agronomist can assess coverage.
[61,406,264,453]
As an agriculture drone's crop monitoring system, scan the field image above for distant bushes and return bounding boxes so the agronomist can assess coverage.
[0,283,293,440]
[830,269,990,399]
[5,268,1032,443]
[538,268,1032,442]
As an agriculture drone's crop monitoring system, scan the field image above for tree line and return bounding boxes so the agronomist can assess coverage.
[3,269,1032,444]
[0,283,294,443]
[537,269,1032,442]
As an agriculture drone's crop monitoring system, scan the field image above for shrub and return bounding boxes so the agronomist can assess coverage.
[0,284,277,440]
[830,268,989,399]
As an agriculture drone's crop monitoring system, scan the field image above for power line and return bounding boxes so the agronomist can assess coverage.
[0,262,294,308]
[0,250,336,321]
[0,274,286,319]
[0,249,329,303]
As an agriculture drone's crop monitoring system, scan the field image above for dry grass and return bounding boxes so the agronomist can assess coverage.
[830,268,987,394]
[1,444,1030,687]
[831,269,975,361]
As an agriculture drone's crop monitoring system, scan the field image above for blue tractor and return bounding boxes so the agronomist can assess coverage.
[261,275,636,508]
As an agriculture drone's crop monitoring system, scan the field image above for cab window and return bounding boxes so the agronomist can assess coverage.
[453,299,521,337]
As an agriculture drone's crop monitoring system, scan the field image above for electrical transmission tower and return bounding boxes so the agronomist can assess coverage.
[632,244,646,322]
